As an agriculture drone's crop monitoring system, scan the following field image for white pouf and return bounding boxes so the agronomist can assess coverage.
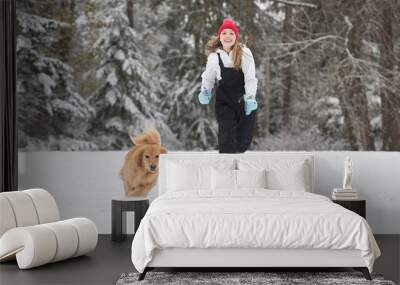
[0,189,98,269]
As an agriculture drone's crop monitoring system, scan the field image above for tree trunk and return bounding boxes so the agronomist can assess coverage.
[336,71,359,150]
[126,0,134,28]
[281,5,293,131]
[380,3,400,150]
[242,1,257,47]
[50,0,75,63]
[341,5,375,150]
[263,49,271,136]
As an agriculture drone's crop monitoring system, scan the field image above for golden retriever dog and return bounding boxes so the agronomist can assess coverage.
[119,127,168,197]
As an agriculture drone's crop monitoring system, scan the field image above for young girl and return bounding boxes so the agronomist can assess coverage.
[198,18,258,153]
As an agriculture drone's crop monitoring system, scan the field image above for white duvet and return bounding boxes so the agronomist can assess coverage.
[131,190,380,273]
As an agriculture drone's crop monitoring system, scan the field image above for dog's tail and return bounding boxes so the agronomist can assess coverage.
[130,127,161,146]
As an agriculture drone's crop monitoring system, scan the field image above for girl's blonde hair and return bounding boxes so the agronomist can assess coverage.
[205,35,244,71]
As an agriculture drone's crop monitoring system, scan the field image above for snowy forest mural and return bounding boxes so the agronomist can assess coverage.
[17,0,400,151]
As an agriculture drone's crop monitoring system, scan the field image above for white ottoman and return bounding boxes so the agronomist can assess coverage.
[0,189,98,269]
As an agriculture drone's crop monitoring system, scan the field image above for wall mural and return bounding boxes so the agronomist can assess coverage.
[17,0,400,151]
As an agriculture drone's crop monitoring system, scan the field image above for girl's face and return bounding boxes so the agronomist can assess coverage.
[219,29,236,51]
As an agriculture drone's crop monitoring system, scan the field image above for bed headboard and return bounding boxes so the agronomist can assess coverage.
[158,151,315,196]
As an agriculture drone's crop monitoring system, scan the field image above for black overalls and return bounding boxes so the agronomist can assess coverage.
[214,53,256,153]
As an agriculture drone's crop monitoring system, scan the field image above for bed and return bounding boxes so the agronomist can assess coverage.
[131,152,381,281]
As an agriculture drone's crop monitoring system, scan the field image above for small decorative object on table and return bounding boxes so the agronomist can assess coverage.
[332,188,358,200]
[332,156,358,200]
[342,156,353,190]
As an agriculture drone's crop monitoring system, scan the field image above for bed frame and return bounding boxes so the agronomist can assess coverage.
[140,248,370,280]
[138,151,371,281]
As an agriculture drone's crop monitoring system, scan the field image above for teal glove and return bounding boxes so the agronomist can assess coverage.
[244,94,257,115]
[198,89,213,105]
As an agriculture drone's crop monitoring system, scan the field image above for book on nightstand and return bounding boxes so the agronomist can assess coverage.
[332,188,358,200]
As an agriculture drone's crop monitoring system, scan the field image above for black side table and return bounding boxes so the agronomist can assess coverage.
[332,199,366,219]
[111,196,149,242]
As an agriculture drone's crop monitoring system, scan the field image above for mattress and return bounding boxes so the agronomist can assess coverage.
[131,189,380,273]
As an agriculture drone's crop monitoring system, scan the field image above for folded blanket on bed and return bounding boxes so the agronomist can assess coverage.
[131,190,380,273]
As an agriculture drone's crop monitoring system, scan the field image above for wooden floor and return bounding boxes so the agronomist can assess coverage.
[0,235,133,285]
[0,235,398,285]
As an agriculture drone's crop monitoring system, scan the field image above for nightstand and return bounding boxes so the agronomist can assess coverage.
[111,196,149,242]
[332,199,366,218]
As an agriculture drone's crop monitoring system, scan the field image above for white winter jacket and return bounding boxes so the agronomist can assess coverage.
[201,46,258,97]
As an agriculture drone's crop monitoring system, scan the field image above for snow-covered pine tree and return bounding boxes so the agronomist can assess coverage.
[152,0,225,150]
[157,26,219,150]
[17,0,95,150]
[88,0,179,150]
[69,0,99,100]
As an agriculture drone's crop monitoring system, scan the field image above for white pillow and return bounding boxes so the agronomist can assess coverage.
[211,168,268,191]
[267,165,306,191]
[236,169,268,189]
[167,162,212,192]
[166,158,236,193]
[167,158,235,170]
[237,158,311,192]
[212,168,237,191]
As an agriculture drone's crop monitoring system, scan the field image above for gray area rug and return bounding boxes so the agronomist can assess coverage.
[116,271,396,285]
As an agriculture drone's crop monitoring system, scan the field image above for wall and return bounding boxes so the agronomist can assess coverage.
[18,151,400,234]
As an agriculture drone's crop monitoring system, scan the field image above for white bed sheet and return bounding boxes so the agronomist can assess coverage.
[131,189,380,273]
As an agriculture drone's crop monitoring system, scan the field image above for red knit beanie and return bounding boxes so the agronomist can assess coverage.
[217,18,239,39]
